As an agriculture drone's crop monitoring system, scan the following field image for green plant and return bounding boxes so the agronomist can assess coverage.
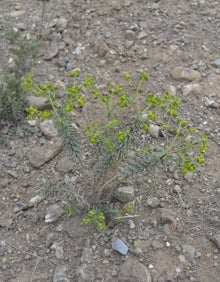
[22,69,208,230]
[83,208,106,231]
[0,25,40,128]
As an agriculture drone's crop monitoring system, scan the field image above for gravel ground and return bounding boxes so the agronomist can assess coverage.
[0,1,220,281]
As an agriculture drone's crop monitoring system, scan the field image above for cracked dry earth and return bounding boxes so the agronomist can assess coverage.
[0,0,220,281]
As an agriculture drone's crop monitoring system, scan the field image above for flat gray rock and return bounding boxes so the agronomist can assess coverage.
[28,139,63,168]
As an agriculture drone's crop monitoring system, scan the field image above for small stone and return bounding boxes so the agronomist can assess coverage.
[10,10,25,17]
[26,95,52,111]
[0,178,10,188]
[212,58,220,68]
[16,23,26,30]
[112,239,129,255]
[39,120,58,139]
[204,97,219,108]
[147,196,160,208]
[53,266,70,282]
[13,202,28,213]
[56,157,74,174]
[44,45,59,60]
[53,271,69,282]
[74,43,85,55]
[25,210,39,225]
[125,30,136,41]
[56,17,68,32]
[168,85,177,96]
[81,247,93,264]
[182,83,200,96]
[159,208,176,224]
[76,264,92,281]
[138,32,148,40]
[29,194,46,206]
[116,186,135,203]
[46,233,58,248]
[125,40,134,49]
[51,242,64,259]
[148,124,160,138]
[171,67,201,81]
[151,3,160,9]
[173,185,182,193]
[104,249,111,257]
[118,258,151,282]
[45,204,63,223]
[8,148,16,156]
[182,244,196,262]
[129,220,135,229]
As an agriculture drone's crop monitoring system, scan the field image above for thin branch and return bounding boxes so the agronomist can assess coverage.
[115,214,139,220]
[97,173,120,201]
[30,259,40,282]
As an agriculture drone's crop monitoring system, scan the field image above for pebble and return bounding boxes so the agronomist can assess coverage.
[51,242,64,259]
[147,196,160,208]
[81,246,93,264]
[182,244,196,262]
[39,120,59,139]
[129,219,135,229]
[13,202,28,213]
[53,266,70,282]
[56,17,68,32]
[212,58,220,68]
[29,194,46,206]
[148,124,160,138]
[171,67,201,81]
[182,83,200,96]
[138,32,148,40]
[44,45,59,60]
[104,248,111,257]
[55,157,74,174]
[46,233,58,248]
[9,10,25,17]
[173,185,182,193]
[74,43,85,55]
[45,204,63,223]
[168,85,177,96]
[0,178,10,188]
[112,239,129,255]
[116,186,135,203]
[159,208,176,224]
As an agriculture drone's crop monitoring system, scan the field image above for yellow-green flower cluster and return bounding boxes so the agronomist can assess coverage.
[117,128,130,142]
[83,209,106,231]
[84,122,100,144]
[26,106,52,120]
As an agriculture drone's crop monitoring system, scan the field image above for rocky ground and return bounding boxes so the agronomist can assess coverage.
[0,0,220,281]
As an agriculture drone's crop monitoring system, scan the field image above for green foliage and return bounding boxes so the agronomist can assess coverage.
[0,122,35,146]
[0,25,40,142]
[5,25,40,80]
[83,208,106,231]
[22,70,208,229]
